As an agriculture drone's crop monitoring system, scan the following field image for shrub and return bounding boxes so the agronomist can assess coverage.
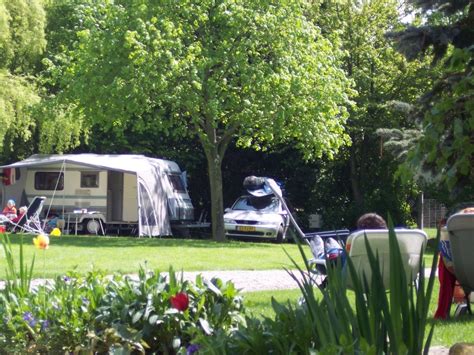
[0,271,107,352]
[0,234,244,353]
[89,267,244,353]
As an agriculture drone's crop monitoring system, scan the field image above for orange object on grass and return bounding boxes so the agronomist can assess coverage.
[33,234,50,250]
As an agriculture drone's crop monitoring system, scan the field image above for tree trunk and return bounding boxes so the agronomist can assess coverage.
[349,146,364,209]
[205,146,226,242]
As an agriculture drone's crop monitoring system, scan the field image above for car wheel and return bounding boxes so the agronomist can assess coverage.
[276,225,285,243]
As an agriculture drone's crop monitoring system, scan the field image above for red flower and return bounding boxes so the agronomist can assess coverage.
[170,292,189,311]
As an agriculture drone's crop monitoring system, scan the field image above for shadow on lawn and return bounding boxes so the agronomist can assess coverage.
[8,234,280,250]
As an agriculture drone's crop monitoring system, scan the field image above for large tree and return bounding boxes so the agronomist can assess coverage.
[386,0,474,206]
[299,0,432,226]
[52,0,353,240]
[0,0,46,161]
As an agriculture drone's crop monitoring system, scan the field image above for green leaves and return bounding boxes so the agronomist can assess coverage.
[47,0,356,240]
[0,0,46,72]
[1,234,35,299]
[0,255,244,353]
[388,0,474,204]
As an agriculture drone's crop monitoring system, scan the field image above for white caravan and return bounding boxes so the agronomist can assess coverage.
[0,154,194,236]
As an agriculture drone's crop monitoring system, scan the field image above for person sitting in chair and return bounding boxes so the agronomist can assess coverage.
[10,206,27,224]
[434,206,474,319]
[2,199,17,219]
[356,212,387,230]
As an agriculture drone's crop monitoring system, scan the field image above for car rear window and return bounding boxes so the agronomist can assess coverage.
[233,196,279,212]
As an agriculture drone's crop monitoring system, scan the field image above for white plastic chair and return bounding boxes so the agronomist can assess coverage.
[447,211,474,313]
[345,229,428,290]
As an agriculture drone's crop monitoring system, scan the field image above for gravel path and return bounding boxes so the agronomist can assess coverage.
[4,267,435,292]
[178,267,438,292]
[178,269,309,292]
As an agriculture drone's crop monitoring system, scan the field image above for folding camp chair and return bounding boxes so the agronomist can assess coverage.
[345,229,427,290]
[2,196,47,235]
[447,211,474,314]
[304,229,350,274]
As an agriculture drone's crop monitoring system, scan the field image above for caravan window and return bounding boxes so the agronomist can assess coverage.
[35,172,64,190]
[81,172,99,188]
[167,174,186,192]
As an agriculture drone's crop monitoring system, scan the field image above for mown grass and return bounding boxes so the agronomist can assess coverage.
[0,228,437,278]
[0,234,310,278]
[243,278,474,347]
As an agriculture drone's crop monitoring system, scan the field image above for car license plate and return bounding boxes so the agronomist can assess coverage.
[237,226,256,232]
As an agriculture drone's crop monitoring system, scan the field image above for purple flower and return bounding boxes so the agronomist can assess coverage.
[187,343,200,355]
[63,276,71,282]
[41,320,49,331]
[82,297,90,306]
[23,312,37,327]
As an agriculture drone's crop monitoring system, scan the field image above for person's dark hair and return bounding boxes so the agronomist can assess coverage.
[447,201,474,218]
[356,213,387,229]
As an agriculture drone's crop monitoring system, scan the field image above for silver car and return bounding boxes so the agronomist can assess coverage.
[224,195,290,242]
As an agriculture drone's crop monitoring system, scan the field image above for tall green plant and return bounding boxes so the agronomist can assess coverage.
[199,219,439,353]
[1,234,35,298]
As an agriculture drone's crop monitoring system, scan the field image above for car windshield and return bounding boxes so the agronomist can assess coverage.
[232,196,280,212]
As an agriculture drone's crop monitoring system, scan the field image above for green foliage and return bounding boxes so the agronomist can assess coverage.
[0,0,46,72]
[406,46,474,203]
[0,0,47,162]
[298,0,432,227]
[0,236,244,352]
[0,271,108,352]
[386,1,474,205]
[0,71,40,158]
[48,0,354,240]
[92,267,243,353]
[198,219,439,353]
[1,234,35,298]
[59,0,352,157]
[32,99,86,154]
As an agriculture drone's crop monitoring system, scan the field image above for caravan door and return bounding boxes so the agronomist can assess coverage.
[123,173,138,221]
[107,171,138,222]
[107,172,123,221]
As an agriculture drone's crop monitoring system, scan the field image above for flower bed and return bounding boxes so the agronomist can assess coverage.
[0,234,243,353]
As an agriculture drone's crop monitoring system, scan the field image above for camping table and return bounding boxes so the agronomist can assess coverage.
[64,211,105,235]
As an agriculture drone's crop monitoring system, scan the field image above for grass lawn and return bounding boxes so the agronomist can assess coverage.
[0,227,438,278]
[244,282,474,347]
[0,234,311,278]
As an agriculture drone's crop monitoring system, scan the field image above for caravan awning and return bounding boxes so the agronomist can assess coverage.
[0,154,181,174]
[0,154,182,237]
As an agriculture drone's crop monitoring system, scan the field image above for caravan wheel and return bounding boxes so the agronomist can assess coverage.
[83,219,103,235]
